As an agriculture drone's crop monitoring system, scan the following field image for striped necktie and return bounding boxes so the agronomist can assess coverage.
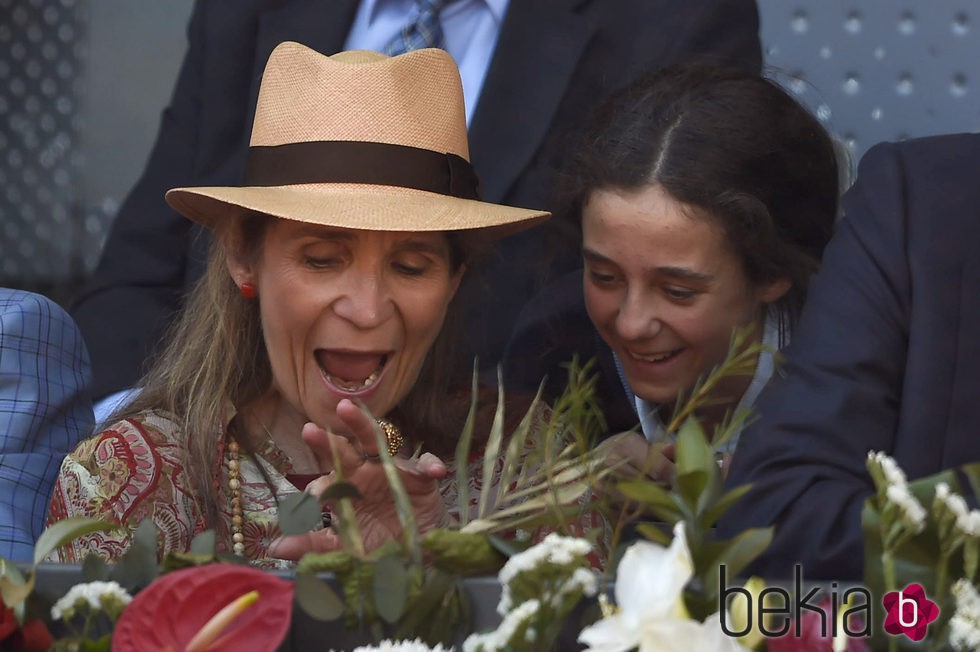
[383,0,452,55]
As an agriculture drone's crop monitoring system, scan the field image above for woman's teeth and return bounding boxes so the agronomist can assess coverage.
[327,368,380,392]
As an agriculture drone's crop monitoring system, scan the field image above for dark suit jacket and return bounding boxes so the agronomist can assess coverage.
[71,0,762,399]
[721,133,980,580]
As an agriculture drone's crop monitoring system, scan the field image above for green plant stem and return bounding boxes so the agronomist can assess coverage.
[882,550,898,652]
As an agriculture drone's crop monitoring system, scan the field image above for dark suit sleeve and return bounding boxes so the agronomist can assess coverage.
[69,1,208,399]
[660,0,762,72]
[720,141,913,581]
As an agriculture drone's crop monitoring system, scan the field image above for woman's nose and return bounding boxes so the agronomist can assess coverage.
[332,273,395,328]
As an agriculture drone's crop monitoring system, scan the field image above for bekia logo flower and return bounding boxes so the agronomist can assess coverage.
[881,583,939,641]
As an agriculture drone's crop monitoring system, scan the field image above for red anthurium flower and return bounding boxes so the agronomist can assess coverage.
[111,564,294,652]
[0,596,54,652]
[767,598,870,652]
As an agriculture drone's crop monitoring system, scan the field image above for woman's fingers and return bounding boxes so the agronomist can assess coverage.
[301,422,361,474]
[335,398,384,457]
[269,529,342,561]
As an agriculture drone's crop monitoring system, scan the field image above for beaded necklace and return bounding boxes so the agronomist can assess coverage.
[226,437,245,556]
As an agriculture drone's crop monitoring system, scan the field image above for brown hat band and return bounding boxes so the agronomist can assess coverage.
[245,140,482,200]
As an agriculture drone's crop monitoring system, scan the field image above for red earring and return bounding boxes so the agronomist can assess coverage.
[240,282,257,299]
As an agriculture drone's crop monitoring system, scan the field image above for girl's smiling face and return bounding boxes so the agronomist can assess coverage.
[229,219,462,435]
[582,184,788,407]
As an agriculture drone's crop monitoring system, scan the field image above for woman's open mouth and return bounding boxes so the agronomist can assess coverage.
[315,349,390,395]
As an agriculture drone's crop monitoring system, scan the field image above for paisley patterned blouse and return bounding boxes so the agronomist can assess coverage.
[47,410,605,565]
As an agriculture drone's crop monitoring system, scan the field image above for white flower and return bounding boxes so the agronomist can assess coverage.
[349,639,453,652]
[868,451,907,486]
[885,483,926,532]
[935,483,980,536]
[463,599,540,652]
[50,580,132,622]
[949,580,980,651]
[496,533,593,614]
[578,522,690,651]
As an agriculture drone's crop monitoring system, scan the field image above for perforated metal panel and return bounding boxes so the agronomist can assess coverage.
[0,0,86,289]
[759,1,980,175]
[3,1,980,293]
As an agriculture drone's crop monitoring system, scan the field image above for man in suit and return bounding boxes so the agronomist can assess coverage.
[0,288,94,560]
[722,133,980,580]
[71,0,762,402]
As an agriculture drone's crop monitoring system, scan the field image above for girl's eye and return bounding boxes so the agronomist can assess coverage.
[664,286,696,301]
[587,268,619,285]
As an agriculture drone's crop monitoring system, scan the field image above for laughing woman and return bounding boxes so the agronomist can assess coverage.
[505,64,841,482]
[47,44,547,563]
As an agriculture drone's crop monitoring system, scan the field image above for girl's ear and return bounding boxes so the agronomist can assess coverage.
[759,277,792,304]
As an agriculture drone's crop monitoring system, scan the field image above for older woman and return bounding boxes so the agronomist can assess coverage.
[505,64,841,482]
[47,43,547,563]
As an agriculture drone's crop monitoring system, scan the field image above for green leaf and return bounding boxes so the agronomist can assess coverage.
[319,481,363,502]
[277,491,324,536]
[675,417,713,477]
[189,529,216,555]
[634,522,672,546]
[477,367,508,520]
[294,572,344,621]
[373,554,409,623]
[81,553,110,582]
[701,483,754,528]
[616,478,684,520]
[33,516,119,565]
[454,361,480,527]
[111,518,159,590]
[0,564,33,611]
[421,529,506,576]
[701,526,774,595]
[674,469,709,516]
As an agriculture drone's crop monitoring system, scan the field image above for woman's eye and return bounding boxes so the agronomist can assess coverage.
[304,256,341,269]
[393,261,429,276]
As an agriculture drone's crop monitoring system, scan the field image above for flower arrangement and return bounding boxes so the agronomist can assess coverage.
[7,336,980,651]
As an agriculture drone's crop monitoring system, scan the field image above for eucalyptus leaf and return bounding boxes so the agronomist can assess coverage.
[294,572,344,621]
[189,529,216,555]
[81,553,110,582]
[33,516,119,565]
[278,491,324,536]
[373,554,409,623]
[111,518,159,590]
[319,482,363,502]
[0,573,33,610]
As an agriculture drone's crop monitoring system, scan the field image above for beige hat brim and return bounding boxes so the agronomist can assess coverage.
[165,183,549,237]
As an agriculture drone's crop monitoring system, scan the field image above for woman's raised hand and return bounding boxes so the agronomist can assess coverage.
[269,399,450,560]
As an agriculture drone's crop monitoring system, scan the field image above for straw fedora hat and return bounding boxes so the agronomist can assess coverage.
[165,42,549,234]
